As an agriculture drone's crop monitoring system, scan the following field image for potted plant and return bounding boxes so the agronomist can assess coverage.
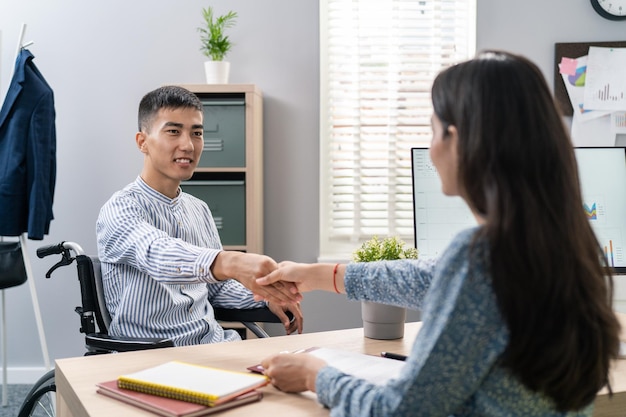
[353,236,418,339]
[198,7,238,84]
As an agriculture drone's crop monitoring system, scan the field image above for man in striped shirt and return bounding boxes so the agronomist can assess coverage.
[96,86,303,346]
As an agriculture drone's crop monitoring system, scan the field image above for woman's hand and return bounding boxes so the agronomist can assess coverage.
[261,353,327,393]
[267,301,303,335]
[212,252,302,304]
[256,262,340,294]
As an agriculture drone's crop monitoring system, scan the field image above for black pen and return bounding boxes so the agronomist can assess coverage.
[380,352,408,361]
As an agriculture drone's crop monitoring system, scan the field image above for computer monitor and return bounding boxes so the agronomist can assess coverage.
[575,147,626,274]
[411,147,476,259]
[410,146,626,274]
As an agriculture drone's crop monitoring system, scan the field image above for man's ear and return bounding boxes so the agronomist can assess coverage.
[136,131,147,153]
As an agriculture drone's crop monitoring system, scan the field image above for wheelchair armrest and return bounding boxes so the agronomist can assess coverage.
[213,306,293,323]
[85,333,175,353]
[214,307,295,339]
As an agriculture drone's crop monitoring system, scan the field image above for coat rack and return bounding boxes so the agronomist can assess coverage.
[0,22,50,407]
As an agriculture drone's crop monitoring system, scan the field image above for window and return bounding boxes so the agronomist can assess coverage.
[319,0,476,260]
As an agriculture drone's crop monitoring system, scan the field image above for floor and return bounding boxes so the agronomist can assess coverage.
[1,384,32,417]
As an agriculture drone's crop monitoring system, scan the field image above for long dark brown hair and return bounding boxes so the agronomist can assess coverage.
[431,51,621,411]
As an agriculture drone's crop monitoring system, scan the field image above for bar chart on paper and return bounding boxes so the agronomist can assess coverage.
[591,84,625,102]
[598,233,624,269]
[574,147,626,272]
[583,196,625,268]
[584,47,626,111]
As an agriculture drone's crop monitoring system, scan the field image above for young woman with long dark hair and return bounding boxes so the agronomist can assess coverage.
[256,51,621,416]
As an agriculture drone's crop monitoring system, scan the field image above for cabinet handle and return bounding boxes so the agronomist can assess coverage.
[182,181,245,186]
[202,100,245,106]
[203,138,224,152]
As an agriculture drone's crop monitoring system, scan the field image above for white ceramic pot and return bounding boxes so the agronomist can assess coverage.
[204,61,230,84]
[361,301,406,340]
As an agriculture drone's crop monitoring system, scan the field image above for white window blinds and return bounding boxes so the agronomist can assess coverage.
[319,0,476,259]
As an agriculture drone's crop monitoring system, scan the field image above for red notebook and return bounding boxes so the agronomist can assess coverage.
[96,380,262,417]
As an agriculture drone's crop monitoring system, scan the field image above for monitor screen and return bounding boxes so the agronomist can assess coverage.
[575,147,626,274]
[411,147,476,260]
[411,146,626,274]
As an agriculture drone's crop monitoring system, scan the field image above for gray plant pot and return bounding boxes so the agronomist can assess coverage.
[361,301,406,340]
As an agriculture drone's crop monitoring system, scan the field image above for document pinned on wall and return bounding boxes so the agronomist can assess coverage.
[611,111,626,135]
[554,41,626,147]
[584,47,626,112]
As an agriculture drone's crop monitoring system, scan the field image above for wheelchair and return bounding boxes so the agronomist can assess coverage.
[18,241,288,417]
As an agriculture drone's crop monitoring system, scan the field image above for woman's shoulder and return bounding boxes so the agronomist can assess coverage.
[442,226,485,258]
[435,226,491,284]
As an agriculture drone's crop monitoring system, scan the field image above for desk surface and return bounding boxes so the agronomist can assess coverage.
[56,324,421,417]
[56,317,626,417]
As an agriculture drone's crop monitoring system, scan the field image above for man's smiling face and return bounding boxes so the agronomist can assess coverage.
[136,107,204,198]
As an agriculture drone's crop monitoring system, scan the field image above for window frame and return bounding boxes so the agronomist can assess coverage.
[319,0,476,261]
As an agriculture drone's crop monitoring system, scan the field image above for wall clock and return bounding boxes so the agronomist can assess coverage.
[590,0,626,20]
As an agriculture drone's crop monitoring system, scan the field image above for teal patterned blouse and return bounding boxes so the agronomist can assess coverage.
[315,227,592,417]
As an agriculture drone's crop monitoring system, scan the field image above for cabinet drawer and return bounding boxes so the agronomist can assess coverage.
[182,180,246,246]
[199,98,245,168]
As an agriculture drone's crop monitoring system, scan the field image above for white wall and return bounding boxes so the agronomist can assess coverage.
[0,0,321,382]
[0,0,624,383]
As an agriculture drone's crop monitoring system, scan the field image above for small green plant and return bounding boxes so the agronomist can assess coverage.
[352,236,418,262]
[198,7,238,61]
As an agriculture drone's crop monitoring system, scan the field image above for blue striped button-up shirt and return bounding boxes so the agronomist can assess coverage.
[96,177,264,346]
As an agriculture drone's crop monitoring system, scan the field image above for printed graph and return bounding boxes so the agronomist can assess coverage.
[584,202,597,220]
[567,65,586,87]
[604,240,616,268]
[592,83,625,102]
[602,238,624,268]
[583,47,626,111]
[595,228,625,268]
[582,196,606,224]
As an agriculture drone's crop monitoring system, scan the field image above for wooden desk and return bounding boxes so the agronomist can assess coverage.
[56,324,420,417]
[56,318,626,417]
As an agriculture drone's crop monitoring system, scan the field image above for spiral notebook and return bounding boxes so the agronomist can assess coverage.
[97,380,262,417]
[117,361,269,407]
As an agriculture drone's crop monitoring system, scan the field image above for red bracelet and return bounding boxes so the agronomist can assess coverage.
[333,263,340,294]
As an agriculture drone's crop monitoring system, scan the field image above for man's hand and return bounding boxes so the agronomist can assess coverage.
[268,302,303,335]
[211,251,302,304]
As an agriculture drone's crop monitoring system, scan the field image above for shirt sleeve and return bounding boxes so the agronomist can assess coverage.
[207,279,267,309]
[96,194,221,284]
[317,232,508,416]
[344,257,437,310]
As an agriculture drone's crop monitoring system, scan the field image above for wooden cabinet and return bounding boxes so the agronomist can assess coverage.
[178,84,263,254]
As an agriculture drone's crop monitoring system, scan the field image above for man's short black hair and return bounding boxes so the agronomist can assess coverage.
[138,85,203,132]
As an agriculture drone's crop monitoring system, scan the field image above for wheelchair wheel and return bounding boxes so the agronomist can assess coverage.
[17,369,56,417]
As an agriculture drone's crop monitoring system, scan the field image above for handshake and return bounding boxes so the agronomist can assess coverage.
[211,251,342,336]
[212,251,342,304]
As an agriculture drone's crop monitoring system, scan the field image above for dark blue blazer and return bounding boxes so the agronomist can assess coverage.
[0,49,56,240]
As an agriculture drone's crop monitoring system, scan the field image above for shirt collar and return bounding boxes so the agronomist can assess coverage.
[135,176,182,206]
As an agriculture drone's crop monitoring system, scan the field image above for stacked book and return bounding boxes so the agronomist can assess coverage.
[97,361,268,417]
